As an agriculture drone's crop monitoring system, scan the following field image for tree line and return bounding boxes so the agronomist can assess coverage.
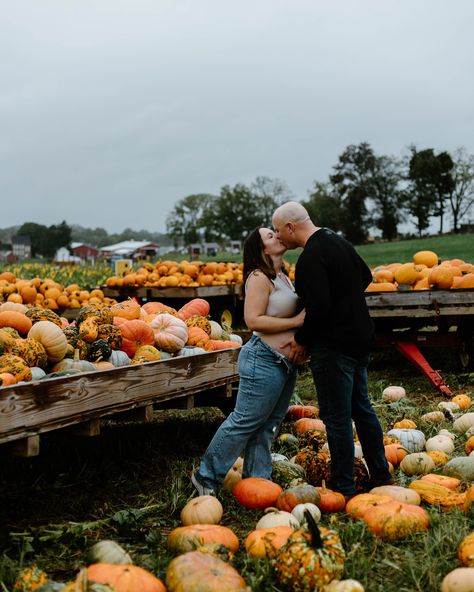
[166,143,474,246]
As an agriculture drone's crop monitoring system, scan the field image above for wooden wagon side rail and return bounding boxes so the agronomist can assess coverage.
[0,349,240,449]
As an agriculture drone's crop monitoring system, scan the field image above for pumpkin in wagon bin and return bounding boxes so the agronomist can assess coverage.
[110,299,141,320]
[177,298,210,321]
[28,320,68,363]
[0,354,32,382]
[150,313,188,353]
[0,310,32,335]
[274,510,345,592]
[119,319,155,357]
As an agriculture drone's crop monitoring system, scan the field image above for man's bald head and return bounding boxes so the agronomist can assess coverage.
[273,201,310,226]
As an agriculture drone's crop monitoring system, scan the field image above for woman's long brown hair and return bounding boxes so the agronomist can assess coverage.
[242,227,280,297]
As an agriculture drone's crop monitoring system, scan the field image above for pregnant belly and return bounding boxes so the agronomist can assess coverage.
[258,330,297,358]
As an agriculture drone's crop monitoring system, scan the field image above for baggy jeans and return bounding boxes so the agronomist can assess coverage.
[309,346,391,496]
[196,334,298,490]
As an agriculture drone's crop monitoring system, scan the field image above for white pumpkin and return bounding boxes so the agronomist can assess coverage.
[271,452,289,462]
[369,485,421,505]
[387,428,426,453]
[382,385,406,401]
[176,346,207,357]
[400,452,435,476]
[438,401,461,413]
[255,508,299,529]
[209,320,223,340]
[228,333,243,345]
[438,429,456,441]
[87,540,132,565]
[425,435,455,455]
[324,580,365,592]
[454,413,474,434]
[420,411,445,424]
[291,502,321,525]
[441,567,474,592]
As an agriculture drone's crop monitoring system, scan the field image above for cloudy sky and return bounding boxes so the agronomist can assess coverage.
[1,0,473,234]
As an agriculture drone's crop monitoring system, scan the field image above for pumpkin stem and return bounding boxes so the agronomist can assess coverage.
[321,479,327,494]
[73,348,80,362]
[304,509,323,549]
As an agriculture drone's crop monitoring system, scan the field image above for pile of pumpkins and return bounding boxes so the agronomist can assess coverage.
[366,250,474,292]
[105,260,245,289]
[0,271,118,310]
[0,297,242,387]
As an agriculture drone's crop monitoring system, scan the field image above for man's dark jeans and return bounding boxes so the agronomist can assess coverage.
[309,346,391,496]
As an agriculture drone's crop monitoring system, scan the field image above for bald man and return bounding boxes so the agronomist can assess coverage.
[272,201,392,499]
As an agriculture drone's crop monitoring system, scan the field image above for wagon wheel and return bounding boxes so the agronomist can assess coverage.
[456,342,473,371]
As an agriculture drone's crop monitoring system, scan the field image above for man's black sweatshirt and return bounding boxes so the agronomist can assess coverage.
[293,228,375,358]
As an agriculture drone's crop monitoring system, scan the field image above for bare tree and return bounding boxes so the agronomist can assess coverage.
[448,148,474,233]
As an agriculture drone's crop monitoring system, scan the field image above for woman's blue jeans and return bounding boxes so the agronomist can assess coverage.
[309,346,391,496]
[196,334,298,490]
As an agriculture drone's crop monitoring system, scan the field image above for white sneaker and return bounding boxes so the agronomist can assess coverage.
[191,472,216,496]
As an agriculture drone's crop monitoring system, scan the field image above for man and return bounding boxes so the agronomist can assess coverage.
[272,201,392,499]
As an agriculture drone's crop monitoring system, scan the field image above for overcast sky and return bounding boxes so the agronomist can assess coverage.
[1,0,474,234]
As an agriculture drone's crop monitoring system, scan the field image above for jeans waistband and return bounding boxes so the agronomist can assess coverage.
[248,333,297,372]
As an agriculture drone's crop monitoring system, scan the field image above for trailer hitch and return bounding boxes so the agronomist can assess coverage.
[394,340,453,397]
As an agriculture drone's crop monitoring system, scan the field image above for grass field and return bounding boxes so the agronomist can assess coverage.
[1,351,473,591]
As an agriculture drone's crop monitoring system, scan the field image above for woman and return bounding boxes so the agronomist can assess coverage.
[191,227,305,496]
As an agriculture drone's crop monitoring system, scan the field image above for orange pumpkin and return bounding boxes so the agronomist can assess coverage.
[111,299,142,320]
[286,404,319,421]
[177,298,211,321]
[315,482,346,513]
[0,311,32,336]
[85,563,166,592]
[244,526,294,558]
[233,477,282,510]
[204,340,241,351]
[186,326,210,348]
[384,444,408,466]
[0,372,17,386]
[141,301,177,315]
[293,417,326,435]
[166,551,246,591]
[167,524,239,554]
[119,320,155,357]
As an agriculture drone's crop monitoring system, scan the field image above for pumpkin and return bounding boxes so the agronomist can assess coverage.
[166,551,247,591]
[274,511,345,592]
[420,473,460,490]
[245,525,295,558]
[286,404,319,421]
[271,459,306,489]
[443,457,474,481]
[204,340,240,351]
[384,444,408,466]
[222,457,243,492]
[0,310,32,335]
[276,484,321,512]
[400,452,435,476]
[324,580,365,592]
[382,385,406,401]
[97,324,123,350]
[420,411,445,424]
[177,298,210,321]
[293,418,326,435]
[110,299,141,321]
[315,482,346,513]
[386,428,426,452]
[0,328,15,354]
[167,524,239,554]
[255,507,300,529]
[370,485,421,505]
[180,495,223,525]
[87,540,133,565]
[84,563,166,592]
[439,401,461,414]
[51,349,96,373]
[453,413,474,434]
[78,317,100,343]
[426,450,450,467]
[28,321,68,363]
[291,503,322,525]
[11,337,48,369]
[208,320,223,340]
[94,361,116,371]
[176,346,207,357]
[425,435,455,455]
[186,326,210,348]
[441,568,474,592]
[87,339,112,362]
[345,493,393,520]
[0,301,28,314]
[408,480,466,510]
[362,500,429,540]
[232,477,283,510]
[453,394,473,410]
[274,433,300,457]
[133,345,161,362]
[0,372,17,386]
[0,353,32,382]
[150,313,188,353]
[413,250,438,267]
[119,319,155,357]
[185,315,212,335]
[107,350,131,367]
[466,436,474,455]
[13,565,49,591]
[459,533,474,567]
[393,419,417,429]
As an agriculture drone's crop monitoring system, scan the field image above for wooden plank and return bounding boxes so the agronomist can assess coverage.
[2,435,40,457]
[111,404,154,422]
[365,289,474,308]
[0,349,239,445]
[369,306,474,318]
[69,419,101,437]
